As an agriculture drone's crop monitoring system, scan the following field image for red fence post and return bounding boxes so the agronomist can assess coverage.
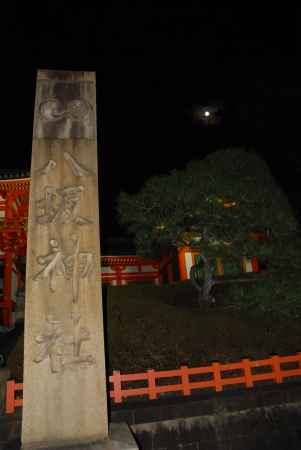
[212,362,223,392]
[271,355,283,384]
[115,266,123,286]
[147,369,157,400]
[110,370,122,403]
[6,380,16,414]
[242,358,254,388]
[180,366,191,396]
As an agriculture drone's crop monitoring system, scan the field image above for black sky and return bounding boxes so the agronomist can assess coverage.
[6,4,301,236]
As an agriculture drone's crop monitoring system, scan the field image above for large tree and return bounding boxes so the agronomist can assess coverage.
[118,148,300,302]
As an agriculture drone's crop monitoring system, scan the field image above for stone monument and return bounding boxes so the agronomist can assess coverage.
[22,70,137,449]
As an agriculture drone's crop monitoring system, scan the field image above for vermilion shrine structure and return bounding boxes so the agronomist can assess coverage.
[0,174,29,327]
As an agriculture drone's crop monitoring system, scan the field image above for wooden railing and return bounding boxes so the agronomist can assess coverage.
[6,381,23,414]
[6,353,301,413]
[101,255,162,286]
[101,254,174,286]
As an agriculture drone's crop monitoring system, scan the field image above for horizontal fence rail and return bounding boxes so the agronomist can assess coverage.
[6,353,301,413]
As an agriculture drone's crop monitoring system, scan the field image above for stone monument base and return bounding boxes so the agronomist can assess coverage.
[22,423,138,450]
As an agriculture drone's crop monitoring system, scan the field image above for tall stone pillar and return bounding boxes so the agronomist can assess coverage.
[22,70,108,449]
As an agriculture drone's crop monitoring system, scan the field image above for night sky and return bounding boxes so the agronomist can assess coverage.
[7,4,301,237]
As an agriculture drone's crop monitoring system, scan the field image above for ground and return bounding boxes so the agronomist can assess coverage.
[4,281,301,380]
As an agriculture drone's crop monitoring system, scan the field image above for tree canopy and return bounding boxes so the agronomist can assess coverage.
[118,148,299,263]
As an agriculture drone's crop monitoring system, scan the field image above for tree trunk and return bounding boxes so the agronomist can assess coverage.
[190,254,216,306]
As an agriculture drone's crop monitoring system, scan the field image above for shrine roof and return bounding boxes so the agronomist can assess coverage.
[0,169,30,180]
[0,171,30,191]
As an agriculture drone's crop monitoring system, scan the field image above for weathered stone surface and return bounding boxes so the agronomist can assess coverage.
[21,70,108,449]
[132,402,301,450]
[3,423,137,450]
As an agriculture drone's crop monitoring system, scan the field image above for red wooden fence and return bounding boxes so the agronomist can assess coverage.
[6,353,301,414]
[101,255,162,286]
[101,254,174,286]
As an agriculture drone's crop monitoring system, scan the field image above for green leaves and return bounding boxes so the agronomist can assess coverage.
[118,148,299,260]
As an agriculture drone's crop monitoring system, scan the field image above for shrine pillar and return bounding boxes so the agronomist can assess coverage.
[21,70,109,449]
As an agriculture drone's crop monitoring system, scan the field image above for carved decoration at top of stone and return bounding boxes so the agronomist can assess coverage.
[34,79,95,139]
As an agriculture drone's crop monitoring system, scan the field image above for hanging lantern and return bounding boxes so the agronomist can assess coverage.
[223,201,236,208]
[215,257,224,276]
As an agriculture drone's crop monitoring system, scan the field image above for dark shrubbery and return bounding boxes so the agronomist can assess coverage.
[7,282,301,379]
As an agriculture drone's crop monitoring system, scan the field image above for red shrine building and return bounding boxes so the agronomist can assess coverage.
[0,172,29,328]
